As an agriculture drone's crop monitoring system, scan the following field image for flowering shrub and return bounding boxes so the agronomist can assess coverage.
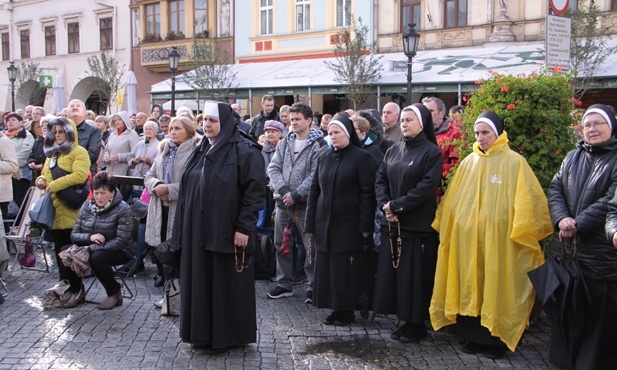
[141,33,162,43]
[456,67,577,192]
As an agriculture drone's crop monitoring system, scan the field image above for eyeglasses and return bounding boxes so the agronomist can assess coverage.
[582,121,608,131]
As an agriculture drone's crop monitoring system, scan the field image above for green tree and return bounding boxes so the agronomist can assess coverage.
[566,3,617,99]
[455,68,576,192]
[324,15,383,110]
[184,37,237,101]
[85,51,126,114]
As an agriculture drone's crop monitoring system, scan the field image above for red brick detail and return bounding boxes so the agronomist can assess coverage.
[255,42,263,51]
[264,40,272,50]
[239,52,339,64]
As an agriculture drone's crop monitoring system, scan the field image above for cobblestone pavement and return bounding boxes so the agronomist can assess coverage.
[1,251,557,369]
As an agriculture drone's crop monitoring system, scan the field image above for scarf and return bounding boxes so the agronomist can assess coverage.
[44,140,73,158]
[163,141,179,184]
[4,128,20,139]
[89,198,113,214]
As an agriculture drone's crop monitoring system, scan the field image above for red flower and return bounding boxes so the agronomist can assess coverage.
[554,66,563,72]
[555,149,561,155]
[507,104,516,110]
[572,97,583,107]
[475,78,482,85]
[501,85,509,93]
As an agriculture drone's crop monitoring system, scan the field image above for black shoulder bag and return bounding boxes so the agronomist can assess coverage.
[50,155,90,209]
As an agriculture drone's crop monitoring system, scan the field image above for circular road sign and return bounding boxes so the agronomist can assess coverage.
[550,0,569,16]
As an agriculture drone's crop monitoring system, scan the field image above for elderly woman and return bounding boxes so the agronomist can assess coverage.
[103,111,140,178]
[305,114,376,326]
[175,101,265,353]
[5,112,35,208]
[261,120,284,170]
[431,111,552,359]
[36,117,91,281]
[144,116,200,287]
[59,172,133,309]
[373,103,442,343]
[129,121,159,187]
[550,104,617,369]
[351,114,384,171]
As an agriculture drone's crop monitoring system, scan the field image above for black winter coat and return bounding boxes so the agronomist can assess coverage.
[249,109,280,140]
[305,144,376,253]
[178,133,266,254]
[75,119,102,172]
[71,190,133,257]
[548,139,617,280]
[375,131,442,237]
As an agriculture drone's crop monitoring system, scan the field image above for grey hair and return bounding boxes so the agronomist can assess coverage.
[143,120,160,132]
[421,96,446,113]
[280,105,291,113]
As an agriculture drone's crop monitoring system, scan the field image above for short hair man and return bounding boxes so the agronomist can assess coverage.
[320,114,332,136]
[422,96,463,190]
[382,102,403,142]
[267,102,328,304]
[231,103,242,116]
[24,105,34,122]
[134,112,148,136]
[68,99,100,173]
[156,115,171,141]
[250,95,280,139]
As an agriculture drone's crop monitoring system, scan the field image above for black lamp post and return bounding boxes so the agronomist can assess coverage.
[169,46,180,117]
[402,24,420,104]
[7,61,17,112]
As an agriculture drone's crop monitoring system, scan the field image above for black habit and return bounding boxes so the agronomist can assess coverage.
[177,102,266,349]
[305,131,376,311]
[373,104,442,324]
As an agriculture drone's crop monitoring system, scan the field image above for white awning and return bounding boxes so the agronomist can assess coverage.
[150,39,617,97]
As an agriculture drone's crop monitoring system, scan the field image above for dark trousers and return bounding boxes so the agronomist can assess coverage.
[50,229,73,280]
[65,247,131,295]
[0,202,8,233]
[12,178,31,226]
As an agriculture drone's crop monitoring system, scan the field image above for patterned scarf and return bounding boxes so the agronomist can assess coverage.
[89,198,113,214]
[163,141,179,184]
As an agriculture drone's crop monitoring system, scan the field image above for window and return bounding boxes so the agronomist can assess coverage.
[20,29,30,59]
[68,22,80,53]
[194,0,208,35]
[145,3,161,35]
[296,0,310,32]
[401,0,421,31]
[168,0,185,35]
[336,0,351,27]
[100,18,113,50]
[260,0,273,35]
[1,32,9,61]
[444,0,467,28]
[45,26,56,56]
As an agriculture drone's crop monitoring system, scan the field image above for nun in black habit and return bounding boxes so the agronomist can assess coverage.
[305,114,376,326]
[373,103,443,342]
[175,101,266,352]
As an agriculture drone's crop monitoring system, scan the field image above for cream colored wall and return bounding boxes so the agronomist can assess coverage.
[376,0,607,52]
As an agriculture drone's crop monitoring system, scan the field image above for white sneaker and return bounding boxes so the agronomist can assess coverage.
[154,298,164,309]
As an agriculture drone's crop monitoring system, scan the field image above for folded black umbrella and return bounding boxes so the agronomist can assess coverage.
[528,238,590,369]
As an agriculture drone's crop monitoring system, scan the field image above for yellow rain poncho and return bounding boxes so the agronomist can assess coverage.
[429,131,553,351]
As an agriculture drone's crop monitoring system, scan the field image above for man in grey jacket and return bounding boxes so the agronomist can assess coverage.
[267,102,327,303]
[68,99,102,175]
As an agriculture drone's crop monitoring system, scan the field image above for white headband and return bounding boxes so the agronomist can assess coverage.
[583,108,613,129]
[406,105,423,128]
[328,119,350,138]
[203,102,219,119]
[474,117,499,137]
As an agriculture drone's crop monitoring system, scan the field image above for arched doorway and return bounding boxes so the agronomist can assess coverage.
[16,80,47,107]
[70,76,110,115]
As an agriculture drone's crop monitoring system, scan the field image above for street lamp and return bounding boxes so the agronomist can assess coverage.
[168,46,180,117]
[402,24,420,104]
[7,61,17,112]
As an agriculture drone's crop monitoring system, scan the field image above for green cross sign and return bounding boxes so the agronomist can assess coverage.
[39,75,52,88]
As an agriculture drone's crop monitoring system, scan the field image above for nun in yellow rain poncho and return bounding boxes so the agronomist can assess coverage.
[429,111,553,357]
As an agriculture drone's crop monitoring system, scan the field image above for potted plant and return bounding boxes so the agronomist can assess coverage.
[141,33,162,44]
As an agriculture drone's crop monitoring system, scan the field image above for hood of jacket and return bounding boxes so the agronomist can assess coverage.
[43,117,78,157]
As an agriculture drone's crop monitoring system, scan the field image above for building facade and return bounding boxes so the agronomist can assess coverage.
[0,0,131,114]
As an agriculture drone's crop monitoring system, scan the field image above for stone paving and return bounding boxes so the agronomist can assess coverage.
[0,249,558,369]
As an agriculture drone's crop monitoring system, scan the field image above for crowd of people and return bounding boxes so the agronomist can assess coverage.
[0,97,616,368]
